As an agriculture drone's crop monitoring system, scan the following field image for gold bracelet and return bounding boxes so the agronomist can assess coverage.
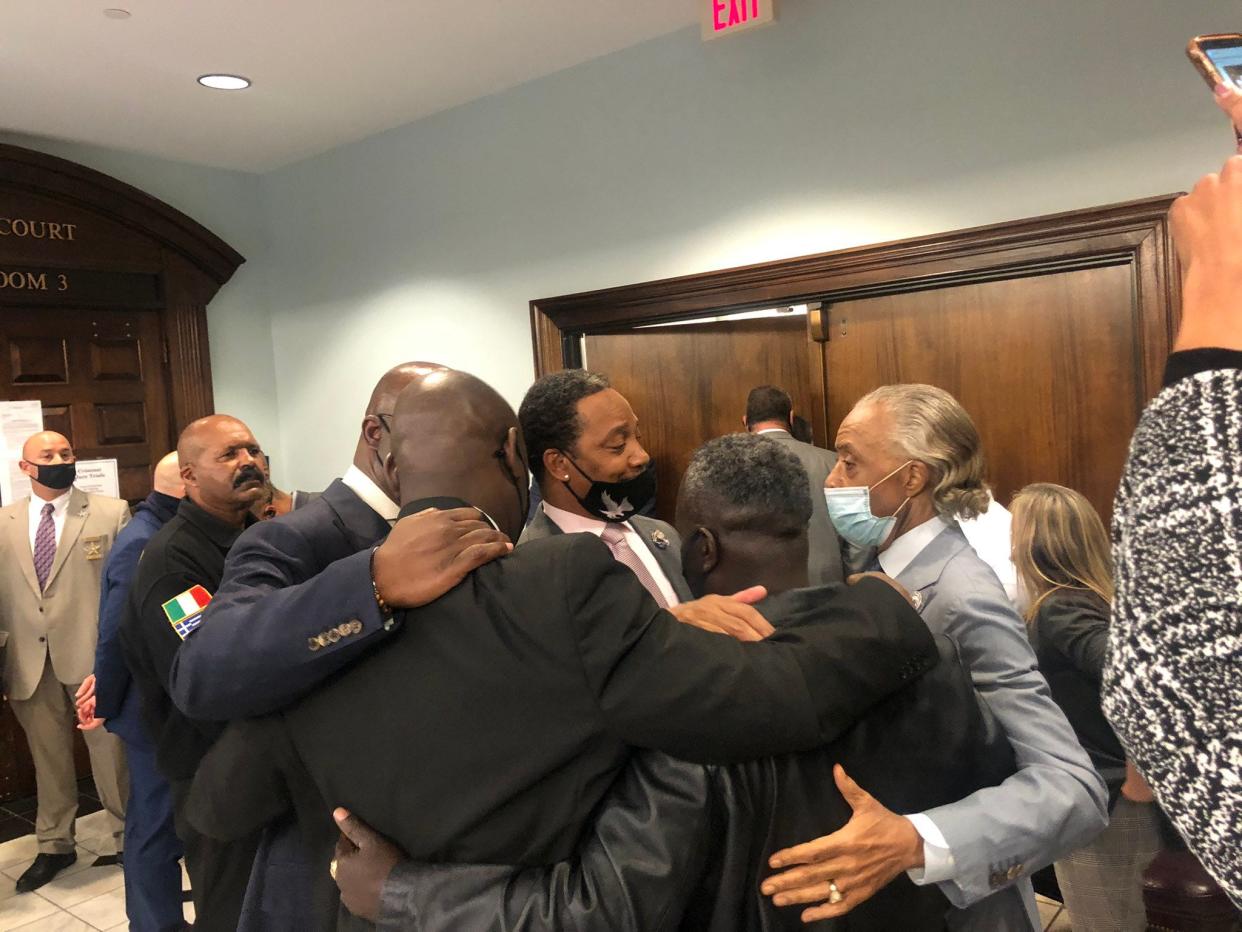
[370,546,393,617]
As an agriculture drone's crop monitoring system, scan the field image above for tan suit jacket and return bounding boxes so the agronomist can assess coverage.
[0,487,129,701]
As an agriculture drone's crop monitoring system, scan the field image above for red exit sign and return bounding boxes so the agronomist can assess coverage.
[701,0,776,40]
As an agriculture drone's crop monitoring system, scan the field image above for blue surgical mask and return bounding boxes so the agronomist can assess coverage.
[823,461,914,549]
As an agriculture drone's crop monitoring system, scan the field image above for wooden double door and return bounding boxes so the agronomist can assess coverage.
[538,196,1178,528]
[1,307,172,504]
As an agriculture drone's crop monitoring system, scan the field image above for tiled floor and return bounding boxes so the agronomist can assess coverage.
[0,792,193,932]
[1037,893,1073,930]
[0,779,103,848]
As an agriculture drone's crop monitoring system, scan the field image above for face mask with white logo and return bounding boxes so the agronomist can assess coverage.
[823,461,914,549]
[562,455,656,523]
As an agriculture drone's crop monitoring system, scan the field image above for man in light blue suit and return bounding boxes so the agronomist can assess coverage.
[765,383,1108,930]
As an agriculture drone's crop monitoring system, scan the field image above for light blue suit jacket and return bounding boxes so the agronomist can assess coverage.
[895,522,1109,931]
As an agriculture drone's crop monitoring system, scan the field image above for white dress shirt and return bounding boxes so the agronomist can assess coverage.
[957,495,1020,607]
[27,488,72,553]
[878,514,959,886]
[341,464,400,524]
[540,502,681,607]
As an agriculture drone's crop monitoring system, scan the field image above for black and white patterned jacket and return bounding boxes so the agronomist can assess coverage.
[1102,349,1242,908]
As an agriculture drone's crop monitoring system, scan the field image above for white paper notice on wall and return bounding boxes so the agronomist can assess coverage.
[74,458,121,500]
[702,0,776,40]
[0,400,44,507]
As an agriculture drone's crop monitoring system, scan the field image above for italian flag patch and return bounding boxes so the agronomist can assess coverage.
[162,585,212,640]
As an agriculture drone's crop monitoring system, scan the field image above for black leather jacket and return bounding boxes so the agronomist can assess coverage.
[378,587,1017,931]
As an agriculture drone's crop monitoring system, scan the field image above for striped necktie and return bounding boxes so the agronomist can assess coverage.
[33,502,57,592]
[600,524,669,609]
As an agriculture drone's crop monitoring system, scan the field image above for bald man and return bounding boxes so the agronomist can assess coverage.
[75,451,188,930]
[164,364,510,932]
[0,430,130,892]
[120,415,269,932]
[169,362,510,721]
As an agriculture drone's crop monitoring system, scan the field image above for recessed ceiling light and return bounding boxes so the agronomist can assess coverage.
[103,8,131,18]
[197,74,251,91]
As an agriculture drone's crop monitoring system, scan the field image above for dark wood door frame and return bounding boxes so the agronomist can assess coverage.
[0,143,244,430]
[530,196,1182,429]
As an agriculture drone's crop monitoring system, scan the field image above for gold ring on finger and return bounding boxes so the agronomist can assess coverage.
[329,858,338,881]
[828,880,844,904]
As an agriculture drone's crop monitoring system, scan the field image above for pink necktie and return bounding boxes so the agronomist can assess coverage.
[33,503,56,592]
[600,524,669,609]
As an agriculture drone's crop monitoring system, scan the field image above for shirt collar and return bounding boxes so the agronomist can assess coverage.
[398,496,499,531]
[32,489,72,516]
[342,464,400,523]
[878,514,954,579]
[756,428,791,437]
[177,498,249,551]
[541,500,610,537]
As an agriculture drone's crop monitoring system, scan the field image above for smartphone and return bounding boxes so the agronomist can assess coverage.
[1187,34,1242,90]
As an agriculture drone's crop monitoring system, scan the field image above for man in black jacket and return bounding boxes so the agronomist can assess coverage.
[186,371,938,929]
[165,361,513,931]
[336,434,1016,931]
[120,415,271,932]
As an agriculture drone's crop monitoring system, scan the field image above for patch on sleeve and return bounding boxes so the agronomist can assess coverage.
[161,585,213,640]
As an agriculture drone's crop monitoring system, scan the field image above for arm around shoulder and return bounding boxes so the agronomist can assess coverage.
[375,752,710,932]
[569,537,935,762]
[169,519,388,721]
[914,584,1107,907]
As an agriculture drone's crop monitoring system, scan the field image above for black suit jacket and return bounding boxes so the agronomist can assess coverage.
[169,479,393,932]
[762,430,846,586]
[1030,590,1126,806]
[188,527,936,929]
[379,587,1016,932]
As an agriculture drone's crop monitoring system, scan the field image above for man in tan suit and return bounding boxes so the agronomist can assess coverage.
[1,430,130,892]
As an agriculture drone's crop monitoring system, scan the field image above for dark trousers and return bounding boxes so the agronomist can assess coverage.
[171,778,262,932]
[121,736,185,931]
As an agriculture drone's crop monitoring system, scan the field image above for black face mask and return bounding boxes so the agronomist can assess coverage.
[562,455,657,523]
[30,462,76,491]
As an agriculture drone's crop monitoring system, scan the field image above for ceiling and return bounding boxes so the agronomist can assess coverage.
[0,1,697,172]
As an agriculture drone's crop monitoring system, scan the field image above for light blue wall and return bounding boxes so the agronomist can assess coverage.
[7,0,1238,492]
[259,0,1234,491]
[0,130,281,467]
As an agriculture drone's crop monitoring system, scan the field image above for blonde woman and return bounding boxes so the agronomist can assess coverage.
[1011,483,1161,932]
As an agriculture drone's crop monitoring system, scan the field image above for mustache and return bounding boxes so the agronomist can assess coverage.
[233,466,265,488]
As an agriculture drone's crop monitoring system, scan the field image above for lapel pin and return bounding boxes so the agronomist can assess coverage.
[650,530,670,550]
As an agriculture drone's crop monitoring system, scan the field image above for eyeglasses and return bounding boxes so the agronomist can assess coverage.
[374,413,393,432]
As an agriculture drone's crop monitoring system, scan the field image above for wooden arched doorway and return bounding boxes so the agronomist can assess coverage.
[0,142,244,803]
